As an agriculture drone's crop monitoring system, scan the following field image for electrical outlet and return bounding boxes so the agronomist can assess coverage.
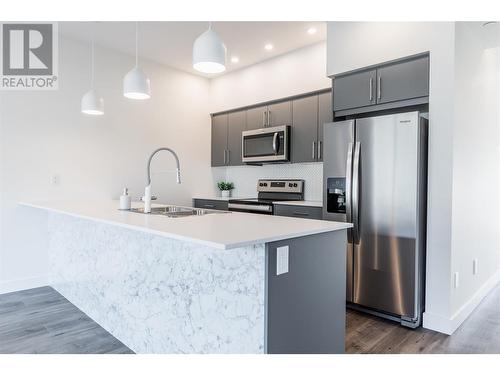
[473,259,478,275]
[276,246,289,276]
[454,272,460,289]
[50,174,60,186]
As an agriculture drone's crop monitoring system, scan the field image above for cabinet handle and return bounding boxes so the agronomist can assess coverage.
[227,149,230,164]
[318,141,322,160]
[262,111,266,127]
[293,211,309,217]
[223,150,226,164]
[369,77,373,101]
[267,110,271,127]
[377,76,381,100]
[312,141,316,159]
[204,204,215,208]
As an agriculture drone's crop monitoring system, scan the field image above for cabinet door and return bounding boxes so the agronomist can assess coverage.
[317,91,333,162]
[227,110,245,166]
[246,105,268,130]
[291,95,318,163]
[333,69,376,111]
[376,55,429,104]
[193,199,228,211]
[211,114,228,167]
[268,100,292,127]
[274,204,323,220]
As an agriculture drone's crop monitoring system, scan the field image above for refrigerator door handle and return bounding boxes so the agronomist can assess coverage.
[345,142,354,243]
[352,141,361,244]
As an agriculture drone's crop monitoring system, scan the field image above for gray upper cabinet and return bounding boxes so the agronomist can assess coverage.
[333,69,376,111]
[376,55,429,104]
[333,53,429,114]
[227,111,245,166]
[268,101,292,127]
[211,114,228,167]
[318,91,333,161]
[292,95,318,163]
[211,89,332,166]
[246,105,268,130]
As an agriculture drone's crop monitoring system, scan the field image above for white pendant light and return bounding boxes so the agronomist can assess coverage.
[81,39,104,115]
[123,22,151,100]
[193,22,226,74]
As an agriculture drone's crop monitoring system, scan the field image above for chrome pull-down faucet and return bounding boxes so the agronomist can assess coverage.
[144,147,181,213]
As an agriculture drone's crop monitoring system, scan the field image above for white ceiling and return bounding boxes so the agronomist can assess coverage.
[59,21,326,78]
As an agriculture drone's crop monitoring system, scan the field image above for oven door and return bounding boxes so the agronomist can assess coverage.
[242,125,290,163]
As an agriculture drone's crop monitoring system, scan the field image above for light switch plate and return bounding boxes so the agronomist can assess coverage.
[276,246,289,276]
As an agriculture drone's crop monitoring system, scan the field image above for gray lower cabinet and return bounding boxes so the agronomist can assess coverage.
[211,114,228,167]
[333,69,376,112]
[227,111,245,166]
[266,231,346,353]
[192,199,228,211]
[274,204,323,220]
[376,55,429,104]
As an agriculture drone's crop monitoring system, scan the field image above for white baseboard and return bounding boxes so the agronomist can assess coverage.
[0,275,49,295]
[423,269,500,335]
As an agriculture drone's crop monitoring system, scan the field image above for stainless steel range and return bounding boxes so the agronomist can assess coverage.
[228,179,304,215]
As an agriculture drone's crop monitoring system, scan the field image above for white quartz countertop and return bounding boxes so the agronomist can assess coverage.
[20,200,351,250]
[272,200,323,208]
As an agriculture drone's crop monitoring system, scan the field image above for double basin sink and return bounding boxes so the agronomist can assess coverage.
[129,205,230,218]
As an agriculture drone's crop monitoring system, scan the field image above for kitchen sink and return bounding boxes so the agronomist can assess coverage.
[128,205,230,218]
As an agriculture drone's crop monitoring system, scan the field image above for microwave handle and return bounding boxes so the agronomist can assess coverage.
[272,132,279,154]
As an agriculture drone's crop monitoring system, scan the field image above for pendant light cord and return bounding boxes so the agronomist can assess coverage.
[135,22,139,67]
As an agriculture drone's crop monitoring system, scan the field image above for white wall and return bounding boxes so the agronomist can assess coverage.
[0,36,212,293]
[449,23,500,321]
[327,22,457,329]
[209,42,329,199]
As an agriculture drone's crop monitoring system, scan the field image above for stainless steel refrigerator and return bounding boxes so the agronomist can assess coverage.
[322,111,428,328]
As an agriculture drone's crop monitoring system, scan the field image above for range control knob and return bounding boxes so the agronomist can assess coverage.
[288,183,293,187]
[293,183,298,187]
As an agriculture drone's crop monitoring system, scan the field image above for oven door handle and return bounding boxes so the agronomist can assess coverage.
[228,203,273,213]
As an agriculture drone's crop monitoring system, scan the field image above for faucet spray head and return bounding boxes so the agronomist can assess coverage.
[176,169,181,184]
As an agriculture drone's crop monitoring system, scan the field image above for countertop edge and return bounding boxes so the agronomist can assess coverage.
[19,201,351,250]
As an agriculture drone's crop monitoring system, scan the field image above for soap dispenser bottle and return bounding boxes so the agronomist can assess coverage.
[119,188,132,210]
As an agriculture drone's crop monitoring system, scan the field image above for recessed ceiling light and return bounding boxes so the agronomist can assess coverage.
[231,56,239,63]
[307,27,317,35]
[264,43,274,51]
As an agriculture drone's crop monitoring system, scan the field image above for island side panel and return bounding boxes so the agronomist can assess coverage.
[47,212,266,354]
[266,230,347,354]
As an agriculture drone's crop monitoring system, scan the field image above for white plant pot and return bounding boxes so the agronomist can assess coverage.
[221,190,231,198]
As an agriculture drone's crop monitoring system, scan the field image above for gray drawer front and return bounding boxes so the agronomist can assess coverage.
[274,204,322,220]
[192,199,228,211]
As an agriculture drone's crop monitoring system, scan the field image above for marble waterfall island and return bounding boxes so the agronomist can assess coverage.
[20,200,351,354]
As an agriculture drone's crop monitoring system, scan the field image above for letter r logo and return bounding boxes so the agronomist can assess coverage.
[2,24,53,75]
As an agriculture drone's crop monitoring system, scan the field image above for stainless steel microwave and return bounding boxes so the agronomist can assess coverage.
[241,125,290,163]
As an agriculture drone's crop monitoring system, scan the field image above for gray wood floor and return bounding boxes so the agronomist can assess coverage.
[0,286,133,354]
[346,283,500,354]
[3,283,500,354]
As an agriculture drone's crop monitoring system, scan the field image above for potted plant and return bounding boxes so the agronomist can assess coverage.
[217,181,234,198]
